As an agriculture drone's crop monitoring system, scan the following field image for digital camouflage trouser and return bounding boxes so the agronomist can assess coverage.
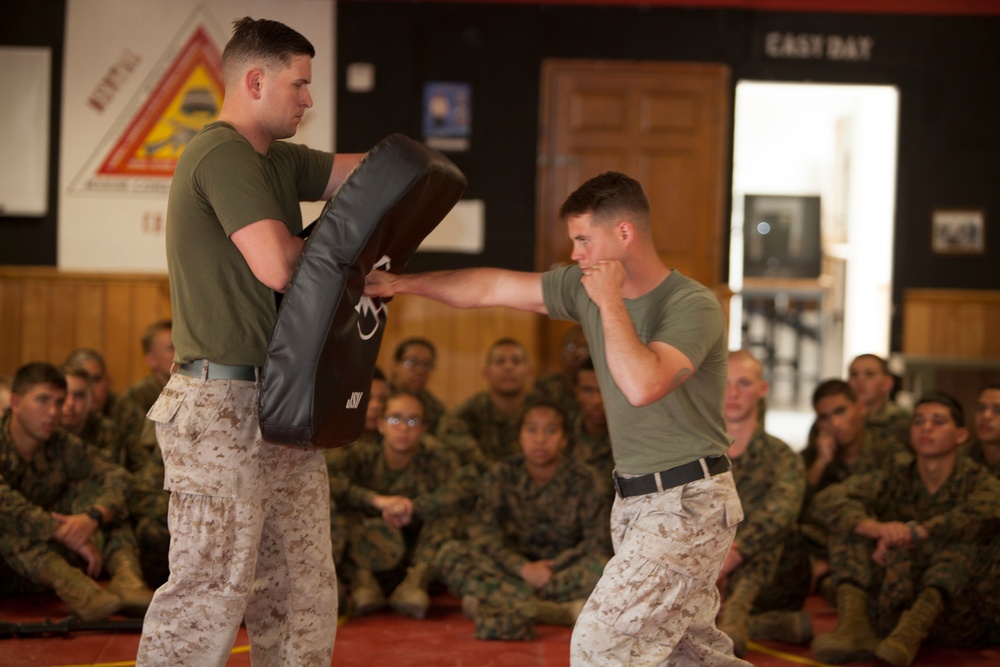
[136,374,336,667]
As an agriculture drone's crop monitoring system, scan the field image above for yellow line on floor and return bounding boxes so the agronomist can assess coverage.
[748,641,833,666]
[48,644,250,667]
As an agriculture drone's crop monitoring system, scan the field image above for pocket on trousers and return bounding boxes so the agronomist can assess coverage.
[165,466,239,585]
[147,389,184,424]
[603,530,697,644]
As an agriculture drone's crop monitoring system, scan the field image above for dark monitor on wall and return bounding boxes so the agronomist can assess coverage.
[743,194,822,279]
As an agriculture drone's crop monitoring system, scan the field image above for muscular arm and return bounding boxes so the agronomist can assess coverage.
[323,152,365,199]
[230,152,362,293]
[600,298,695,406]
[364,268,548,314]
[583,260,693,406]
[230,219,305,293]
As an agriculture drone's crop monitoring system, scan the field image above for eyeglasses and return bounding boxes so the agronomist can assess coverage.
[400,359,435,370]
[384,415,424,427]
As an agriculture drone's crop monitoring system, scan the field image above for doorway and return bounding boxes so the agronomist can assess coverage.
[729,81,900,447]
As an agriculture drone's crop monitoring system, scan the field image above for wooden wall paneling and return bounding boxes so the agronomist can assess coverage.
[22,280,52,363]
[47,278,80,365]
[103,283,137,393]
[73,282,107,354]
[0,279,25,376]
[903,289,1000,358]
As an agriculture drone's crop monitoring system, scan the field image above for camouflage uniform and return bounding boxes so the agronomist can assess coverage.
[436,391,526,472]
[138,374,335,666]
[329,436,462,582]
[569,413,614,501]
[865,400,911,450]
[105,390,155,460]
[324,432,380,570]
[0,413,134,596]
[963,440,1000,478]
[128,443,170,587]
[801,428,910,555]
[813,455,1000,645]
[571,472,746,665]
[80,409,150,474]
[121,373,166,415]
[726,429,809,613]
[436,453,612,639]
[534,371,581,426]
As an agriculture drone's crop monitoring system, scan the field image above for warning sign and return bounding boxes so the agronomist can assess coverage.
[71,26,223,194]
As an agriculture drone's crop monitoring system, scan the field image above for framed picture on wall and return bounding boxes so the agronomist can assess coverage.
[931,209,986,255]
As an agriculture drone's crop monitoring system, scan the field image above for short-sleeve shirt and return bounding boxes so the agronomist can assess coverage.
[542,265,730,475]
[166,121,333,366]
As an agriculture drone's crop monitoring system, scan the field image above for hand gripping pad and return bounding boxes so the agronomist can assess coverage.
[258,133,467,448]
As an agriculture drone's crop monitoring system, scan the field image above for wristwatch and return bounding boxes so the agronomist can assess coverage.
[906,520,921,543]
[86,507,104,527]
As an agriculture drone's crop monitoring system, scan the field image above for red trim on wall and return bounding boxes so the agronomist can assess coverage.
[371,0,1000,17]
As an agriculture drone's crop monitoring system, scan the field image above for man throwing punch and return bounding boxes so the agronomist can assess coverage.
[137,17,361,667]
[365,172,749,665]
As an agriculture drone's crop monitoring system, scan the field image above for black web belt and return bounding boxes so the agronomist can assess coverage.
[613,455,731,498]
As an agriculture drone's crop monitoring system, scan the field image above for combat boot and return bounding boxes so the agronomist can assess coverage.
[717,579,756,657]
[36,553,123,622]
[350,568,385,617]
[811,583,881,664]
[874,588,944,667]
[533,598,587,626]
[388,563,432,618]
[749,609,813,645]
[105,550,155,616]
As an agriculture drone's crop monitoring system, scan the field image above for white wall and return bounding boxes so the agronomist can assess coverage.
[729,81,899,372]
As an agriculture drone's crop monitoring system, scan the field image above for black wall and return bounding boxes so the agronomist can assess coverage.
[3,1,998,351]
[336,2,1000,350]
[0,0,65,265]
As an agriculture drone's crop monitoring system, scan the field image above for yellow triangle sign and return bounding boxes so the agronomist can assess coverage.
[97,27,223,177]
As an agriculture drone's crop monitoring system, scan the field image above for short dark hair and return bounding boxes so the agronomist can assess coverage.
[915,391,965,428]
[141,319,172,354]
[812,379,856,407]
[558,171,650,228]
[12,362,67,396]
[520,397,568,433]
[851,353,889,374]
[64,348,106,373]
[394,337,436,362]
[222,17,315,82]
[486,337,526,362]
[383,389,426,416]
[61,361,93,385]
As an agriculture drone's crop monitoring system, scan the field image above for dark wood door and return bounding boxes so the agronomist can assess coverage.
[535,59,731,368]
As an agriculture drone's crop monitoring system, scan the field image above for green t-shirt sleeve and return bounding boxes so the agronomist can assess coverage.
[194,140,333,238]
[649,288,726,367]
[194,140,286,237]
[542,265,585,322]
[270,140,335,201]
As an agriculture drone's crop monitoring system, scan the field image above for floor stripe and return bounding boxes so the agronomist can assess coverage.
[48,644,250,667]
[748,641,833,666]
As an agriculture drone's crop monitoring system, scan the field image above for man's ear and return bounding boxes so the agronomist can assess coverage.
[956,426,970,446]
[618,220,633,243]
[246,69,264,99]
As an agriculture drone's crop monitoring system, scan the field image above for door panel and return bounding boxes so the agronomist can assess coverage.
[536,60,730,369]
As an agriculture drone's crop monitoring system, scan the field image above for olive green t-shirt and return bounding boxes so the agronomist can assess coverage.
[542,265,731,475]
[166,122,334,366]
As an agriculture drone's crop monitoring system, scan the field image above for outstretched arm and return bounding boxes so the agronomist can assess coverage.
[364,268,548,314]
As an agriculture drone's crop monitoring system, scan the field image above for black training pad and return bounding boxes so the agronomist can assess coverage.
[258,133,466,448]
